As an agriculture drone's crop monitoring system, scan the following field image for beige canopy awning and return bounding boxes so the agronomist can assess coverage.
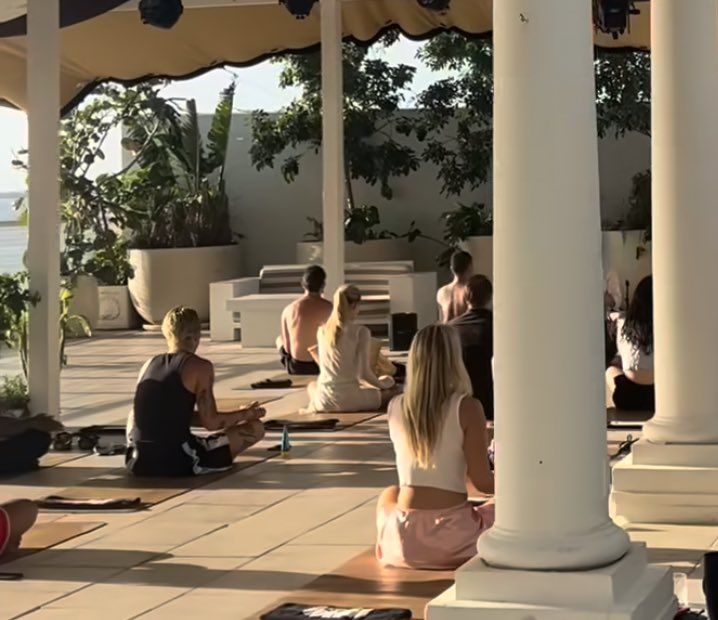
[0,0,651,112]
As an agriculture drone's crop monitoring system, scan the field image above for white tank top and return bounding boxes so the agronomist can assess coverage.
[387,393,468,494]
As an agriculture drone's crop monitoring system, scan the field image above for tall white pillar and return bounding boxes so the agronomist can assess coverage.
[27,0,61,417]
[646,0,718,445]
[428,1,675,617]
[320,0,345,295]
[612,0,718,525]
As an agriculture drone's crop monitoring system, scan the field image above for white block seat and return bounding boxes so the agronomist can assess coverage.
[210,261,437,345]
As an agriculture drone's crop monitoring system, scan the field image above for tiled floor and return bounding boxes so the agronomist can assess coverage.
[0,332,715,618]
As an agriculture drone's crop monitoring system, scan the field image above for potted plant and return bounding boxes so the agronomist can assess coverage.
[602,169,652,293]
[296,205,418,263]
[438,202,494,277]
[123,83,242,324]
[13,85,151,330]
[0,375,29,417]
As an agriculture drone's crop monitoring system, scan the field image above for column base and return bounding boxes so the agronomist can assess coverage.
[426,544,675,620]
[612,439,718,524]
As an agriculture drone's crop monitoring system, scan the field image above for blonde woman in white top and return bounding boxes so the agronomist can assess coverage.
[307,285,397,413]
[376,324,494,570]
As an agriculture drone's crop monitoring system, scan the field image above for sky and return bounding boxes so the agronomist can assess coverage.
[0,38,449,193]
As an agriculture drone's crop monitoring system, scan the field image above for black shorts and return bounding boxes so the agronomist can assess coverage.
[125,433,233,477]
[280,347,320,376]
[613,375,655,412]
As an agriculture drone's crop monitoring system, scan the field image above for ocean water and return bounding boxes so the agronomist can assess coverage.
[0,225,27,274]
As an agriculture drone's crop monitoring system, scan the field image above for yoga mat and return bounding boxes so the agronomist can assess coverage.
[267,411,382,433]
[237,374,315,391]
[215,396,281,410]
[606,407,653,428]
[258,549,452,620]
[38,441,278,511]
[0,521,106,564]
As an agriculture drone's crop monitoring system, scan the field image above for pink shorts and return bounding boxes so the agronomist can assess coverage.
[0,507,10,556]
[376,501,495,570]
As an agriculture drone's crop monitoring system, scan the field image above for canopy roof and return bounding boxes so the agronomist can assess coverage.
[0,0,650,112]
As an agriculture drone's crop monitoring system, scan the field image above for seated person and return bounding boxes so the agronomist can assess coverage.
[376,324,494,570]
[449,274,494,420]
[307,285,397,413]
[0,415,58,475]
[437,250,474,323]
[0,499,38,556]
[606,276,654,411]
[126,306,266,477]
[279,265,332,376]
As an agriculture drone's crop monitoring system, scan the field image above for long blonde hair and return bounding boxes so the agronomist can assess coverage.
[401,324,472,468]
[323,284,361,349]
[161,306,201,351]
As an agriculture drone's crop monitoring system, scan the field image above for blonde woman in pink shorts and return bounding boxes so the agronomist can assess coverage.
[376,324,495,570]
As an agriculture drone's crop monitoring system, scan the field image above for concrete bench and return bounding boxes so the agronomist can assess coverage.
[210,261,437,344]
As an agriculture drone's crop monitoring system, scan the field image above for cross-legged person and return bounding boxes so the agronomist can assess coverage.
[307,285,397,413]
[0,499,38,556]
[376,324,494,570]
[606,276,655,411]
[126,306,266,477]
[278,265,332,376]
[449,274,494,420]
[437,250,474,323]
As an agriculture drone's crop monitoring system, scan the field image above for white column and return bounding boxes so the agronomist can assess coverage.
[612,0,718,526]
[645,0,718,445]
[320,0,345,295]
[479,0,628,572]
[429,0,675,616]
[27,0,62,417]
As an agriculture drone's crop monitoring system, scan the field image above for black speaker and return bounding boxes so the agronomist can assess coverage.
[704,552,718,620]
[390,313,417,352]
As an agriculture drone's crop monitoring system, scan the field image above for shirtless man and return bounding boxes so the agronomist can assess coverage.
[279,265,332,375]
[437,251,474,323]
[126,306,265,477]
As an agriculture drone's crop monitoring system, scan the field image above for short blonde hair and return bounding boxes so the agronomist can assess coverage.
[161,306,201,350]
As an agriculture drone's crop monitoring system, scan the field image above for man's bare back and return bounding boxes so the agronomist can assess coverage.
[437,282,469,323]
[282,295,332,362]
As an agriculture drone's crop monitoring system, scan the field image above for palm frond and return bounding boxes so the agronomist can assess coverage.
[179,98,202,193]
[205,82,236,183]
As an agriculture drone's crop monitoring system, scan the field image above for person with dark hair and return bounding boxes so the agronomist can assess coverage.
[437,251,474,323]
[606,276,655,411]
[0,415,58,475]
[279,265,333,375]
[126,306,266,477]
[449,275,494,420]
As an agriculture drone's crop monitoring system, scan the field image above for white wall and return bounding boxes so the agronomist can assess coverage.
[210,113,650,277]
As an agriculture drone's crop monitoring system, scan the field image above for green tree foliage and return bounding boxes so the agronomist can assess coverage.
[250,32,419,210]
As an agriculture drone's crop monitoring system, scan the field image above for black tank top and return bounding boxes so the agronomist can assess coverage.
[133,353,196,446]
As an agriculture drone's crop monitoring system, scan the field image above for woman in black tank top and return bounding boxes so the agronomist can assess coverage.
[126,307,267,477]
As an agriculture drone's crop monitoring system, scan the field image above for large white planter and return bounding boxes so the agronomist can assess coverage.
[601,230,652,297]
[68,274,99,330]
[128,245,242,324]
[296,239,412,264]
[461,236,494,280]
[97,285,139,330]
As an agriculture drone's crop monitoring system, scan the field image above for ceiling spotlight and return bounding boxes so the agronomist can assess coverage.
[592,0,643,40]
[417,0,451,13]
[280,0,318,19]
[139,0,184,30]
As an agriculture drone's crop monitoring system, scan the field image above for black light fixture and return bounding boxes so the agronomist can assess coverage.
[592,0,643,40]
[139,0,184,29]
[417,0,451,12]
[280,0,318,19]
